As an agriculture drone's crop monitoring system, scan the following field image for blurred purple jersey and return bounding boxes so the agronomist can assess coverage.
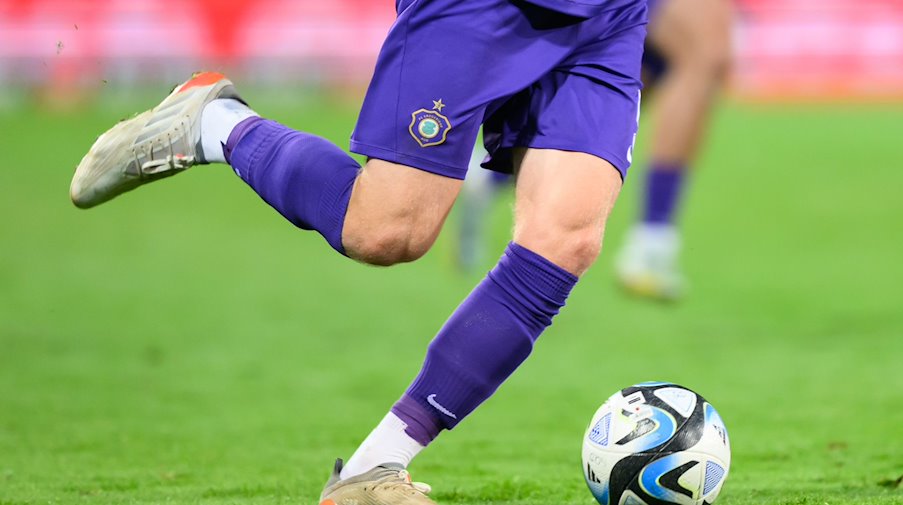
[352,0,648,180]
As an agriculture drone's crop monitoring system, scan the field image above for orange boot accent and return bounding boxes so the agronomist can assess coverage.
[178,72,227,93]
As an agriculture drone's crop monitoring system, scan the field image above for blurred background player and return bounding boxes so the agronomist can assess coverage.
[456,0,734,302]
[615,0,733,300]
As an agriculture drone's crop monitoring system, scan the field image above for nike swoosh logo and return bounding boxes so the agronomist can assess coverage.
[427,394,457,419]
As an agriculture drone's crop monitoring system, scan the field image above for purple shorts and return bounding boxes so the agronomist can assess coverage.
[350,0,648,180]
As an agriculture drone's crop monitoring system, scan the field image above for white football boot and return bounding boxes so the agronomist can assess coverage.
[70,72,244,208]
[615,224,686,302]
[319,459,437,505]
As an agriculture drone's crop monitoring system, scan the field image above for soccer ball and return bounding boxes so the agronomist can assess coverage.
[582,382,730,505]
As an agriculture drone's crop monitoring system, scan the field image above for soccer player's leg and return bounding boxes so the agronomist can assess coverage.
[69,71,460,265]
[325,7,646,503]
[223,108,464,264]
[340,151,625,499]
[615,0,734,301]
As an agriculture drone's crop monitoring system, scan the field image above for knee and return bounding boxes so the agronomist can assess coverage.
[560,232,603,276]
[696,42,733,83]
[517,228,603,277]
[672,35,731,85]
[344,223,437,266]
[339,159,460,266]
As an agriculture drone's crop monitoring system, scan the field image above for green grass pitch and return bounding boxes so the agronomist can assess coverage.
[0,91,901,504]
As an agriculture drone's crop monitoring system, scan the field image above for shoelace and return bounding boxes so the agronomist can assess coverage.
[134,122,195,177]
[140,154,195,175]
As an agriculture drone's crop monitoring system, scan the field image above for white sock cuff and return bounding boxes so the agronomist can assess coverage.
[339,412,425,480]
[200,98,259,164]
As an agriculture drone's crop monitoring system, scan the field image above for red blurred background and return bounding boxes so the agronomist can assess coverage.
[2,0,902,100]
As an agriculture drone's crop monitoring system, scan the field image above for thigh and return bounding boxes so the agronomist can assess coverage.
[512,148,622,276]
[351,0,583,181]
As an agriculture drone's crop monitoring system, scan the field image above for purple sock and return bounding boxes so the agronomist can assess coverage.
[225,117,360,254]
[391,242,578,445]
[643,163,687,225]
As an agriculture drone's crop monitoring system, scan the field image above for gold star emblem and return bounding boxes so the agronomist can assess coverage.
[432,99,446,112]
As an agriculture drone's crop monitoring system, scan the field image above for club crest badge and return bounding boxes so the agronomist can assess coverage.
[409,99,451,147]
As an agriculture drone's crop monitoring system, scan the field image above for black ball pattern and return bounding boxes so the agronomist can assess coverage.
[604,383,709,505]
